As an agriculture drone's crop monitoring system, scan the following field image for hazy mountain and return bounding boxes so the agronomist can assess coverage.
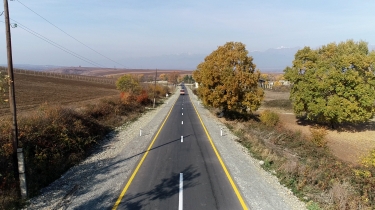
[122,48,300,72]
[121,53,205,70]
[249,47,300,72]
[5,45,374,72]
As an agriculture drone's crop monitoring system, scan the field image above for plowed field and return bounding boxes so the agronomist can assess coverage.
[0,73,119,117]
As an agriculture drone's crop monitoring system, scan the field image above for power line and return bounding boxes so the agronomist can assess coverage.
[4,19,104,68]
[15,0,127,68]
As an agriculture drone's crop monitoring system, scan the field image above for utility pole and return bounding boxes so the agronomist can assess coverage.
[153,69,157,108]
[3,0,27,199]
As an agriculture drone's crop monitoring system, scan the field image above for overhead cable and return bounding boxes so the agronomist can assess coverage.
[7,19,104,68]
[15,0,127,68]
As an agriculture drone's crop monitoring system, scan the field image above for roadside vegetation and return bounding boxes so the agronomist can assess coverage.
[0,73,171,209]
[193,40,375,209]
[224,111,375,209]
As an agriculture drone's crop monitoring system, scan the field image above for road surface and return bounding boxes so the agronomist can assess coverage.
[113,91,247,209]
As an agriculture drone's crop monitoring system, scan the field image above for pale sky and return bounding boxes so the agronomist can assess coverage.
[1,0,374,69]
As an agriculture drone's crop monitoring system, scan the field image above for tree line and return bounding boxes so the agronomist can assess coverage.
[193,40,375,126]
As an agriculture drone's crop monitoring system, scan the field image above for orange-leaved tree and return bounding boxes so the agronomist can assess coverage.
[193,42,264,113]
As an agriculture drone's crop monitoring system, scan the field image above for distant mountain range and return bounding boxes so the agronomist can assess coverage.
[119,48,300,72]
[249,47,300,72]
[2,45,374,73]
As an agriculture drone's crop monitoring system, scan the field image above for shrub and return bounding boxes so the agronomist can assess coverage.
[143,84,169,100]
[309,126,328,147]
[259,110,279,127]
[136,90,151,105]
[120,92,136,105]
[306,201,321,210]
[353,150,375,206]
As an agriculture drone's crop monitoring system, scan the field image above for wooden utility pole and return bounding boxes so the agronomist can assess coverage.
[3,0,27,198]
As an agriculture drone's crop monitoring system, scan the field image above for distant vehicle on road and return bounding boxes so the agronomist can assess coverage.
[180,89,185,95]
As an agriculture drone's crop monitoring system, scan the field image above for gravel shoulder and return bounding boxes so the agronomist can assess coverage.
[25,88,306,210]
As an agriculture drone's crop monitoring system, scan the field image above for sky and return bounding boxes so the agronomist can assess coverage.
[0,0,375,69]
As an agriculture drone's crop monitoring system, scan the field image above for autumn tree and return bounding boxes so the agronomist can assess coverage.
[260,73,270,81]
[193,42,264,113]
[284,40,375,126]
[168,72,180,84]
[159,73,167,81]
[116,74,141,94]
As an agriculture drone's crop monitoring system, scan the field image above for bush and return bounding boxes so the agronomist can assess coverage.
[142,84,169,100]
[18,106,109,196]
[136,90,151,105]
[309,126,328,147]
[259,110,279,126]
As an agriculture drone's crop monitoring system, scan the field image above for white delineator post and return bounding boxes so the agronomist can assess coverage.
[220,128,223,136]
[140,128,142,136]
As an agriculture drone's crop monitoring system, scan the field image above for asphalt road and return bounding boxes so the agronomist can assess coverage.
[113,92,246,210]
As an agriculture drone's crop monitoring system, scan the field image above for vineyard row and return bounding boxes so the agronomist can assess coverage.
[0,68,117,85]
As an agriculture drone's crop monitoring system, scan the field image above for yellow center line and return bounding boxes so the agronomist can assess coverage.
[189,93,249,210]
[112,97,178,210]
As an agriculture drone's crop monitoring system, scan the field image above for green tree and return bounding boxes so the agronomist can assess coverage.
[193,42,264,113]
[284,40,375,126]
[116,74,141,94]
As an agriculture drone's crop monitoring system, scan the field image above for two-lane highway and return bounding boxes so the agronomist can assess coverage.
[112,90,247,210]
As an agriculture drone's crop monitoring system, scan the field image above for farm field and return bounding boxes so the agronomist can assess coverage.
[46,67,193,78]
[260,90,375,165]
[0,73,119,117]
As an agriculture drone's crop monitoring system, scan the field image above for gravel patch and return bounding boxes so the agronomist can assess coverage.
[25,88,306,210]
